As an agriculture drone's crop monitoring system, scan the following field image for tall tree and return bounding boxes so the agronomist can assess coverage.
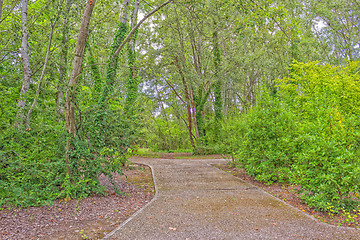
[16,0,31,129]
[213,19,222,123]
[57,0,73,117]
[64,0,96,177]
[101,0,130,105]
[125,0,140,111]
[0,0,3,21]
[26,17,57,128]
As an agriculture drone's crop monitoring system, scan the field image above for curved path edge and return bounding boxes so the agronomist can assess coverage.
[103,162,159,239]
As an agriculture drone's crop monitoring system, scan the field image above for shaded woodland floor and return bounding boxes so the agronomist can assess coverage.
[0,165,154,240]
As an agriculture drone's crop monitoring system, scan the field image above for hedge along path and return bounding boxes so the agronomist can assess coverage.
[104,157,360,240]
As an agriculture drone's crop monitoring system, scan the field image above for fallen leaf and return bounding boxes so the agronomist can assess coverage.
[254,228,259,230]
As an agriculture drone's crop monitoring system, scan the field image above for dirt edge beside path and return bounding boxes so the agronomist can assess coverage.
[0,164,154,240]
[214,162,360,229]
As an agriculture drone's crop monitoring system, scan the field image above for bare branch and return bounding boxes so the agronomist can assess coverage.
[114,0,174,57]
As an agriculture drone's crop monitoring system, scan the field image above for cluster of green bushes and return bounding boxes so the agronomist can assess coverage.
[0,92,136,207]
[140,114,192,152]
[222,61,360,212]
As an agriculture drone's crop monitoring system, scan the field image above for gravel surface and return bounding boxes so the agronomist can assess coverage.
[215,163,360,229]
[106,157,360,240]
[0,166,154,240]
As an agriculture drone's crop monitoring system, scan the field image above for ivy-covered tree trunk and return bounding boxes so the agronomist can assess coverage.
[194,87,210,138]
[16,0,31,129]
[213,20,222,123]
[125,0,140,112]
[88,42,102,101]
[0,0,3,20]
[64,0,96,177]
[100,0,129,105]
[57,0,72,117]
[174,59,195,149]
[189,89,199,139]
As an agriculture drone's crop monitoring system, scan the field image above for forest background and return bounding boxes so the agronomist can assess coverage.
[0,0,359,215]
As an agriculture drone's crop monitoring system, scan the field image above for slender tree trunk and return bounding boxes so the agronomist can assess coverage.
[26,19,57,128]
[125,0,140,110]
[189,88,199,139]
[16,0,31,129]
[64,0,96,177]
[174,59,195,149]
[57,0,72,117]
[0,0,3,21]
[173,7,199,141]
[100,0,129,105]
[87,43,102,100]
[213,20,222,123]
[221,36,228,117]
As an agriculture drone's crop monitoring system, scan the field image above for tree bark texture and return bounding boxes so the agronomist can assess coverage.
[64,0,96,179]
[0,0,3,21]
[57,0,72,117]
[175,60,195,149]
[100,0,129,105]
[64,0,96,138]
[16,0,31,129]
[125,0,140,109]
[213,20,222,122]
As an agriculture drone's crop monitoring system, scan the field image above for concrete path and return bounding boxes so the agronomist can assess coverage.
[104,158,360,240]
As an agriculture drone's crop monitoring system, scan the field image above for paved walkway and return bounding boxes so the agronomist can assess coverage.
[104,158,359,240]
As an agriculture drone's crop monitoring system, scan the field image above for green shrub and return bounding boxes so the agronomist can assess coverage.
[227,61,360,212]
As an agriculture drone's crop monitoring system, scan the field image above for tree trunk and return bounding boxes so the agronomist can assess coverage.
[174,59,195,149]
[26,18,57,128]
[87,43,102,100]
[213,20,222,123]
[16,0,31,129]
[64,0,96,178]
[125,0,140,111]
[0,0,3,21]
[189,88,199,139]
[57,0,72,118]
[101,0,129,105]
[173,7,199,141]
[65,0,96,137]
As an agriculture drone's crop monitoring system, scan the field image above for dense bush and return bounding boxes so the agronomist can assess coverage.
[225,61,360,212]
[0,99,135,207]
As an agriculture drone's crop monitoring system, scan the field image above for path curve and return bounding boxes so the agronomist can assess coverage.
[104,157,359,240]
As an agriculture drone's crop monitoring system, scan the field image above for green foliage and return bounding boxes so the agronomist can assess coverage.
[227,88,296,183]
[0,124,66,206]
[0,94,136,207]
[224,61,360,212]
[142,113,191,152]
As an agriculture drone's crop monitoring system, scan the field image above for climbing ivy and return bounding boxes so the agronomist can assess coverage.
[100,22,128,106]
